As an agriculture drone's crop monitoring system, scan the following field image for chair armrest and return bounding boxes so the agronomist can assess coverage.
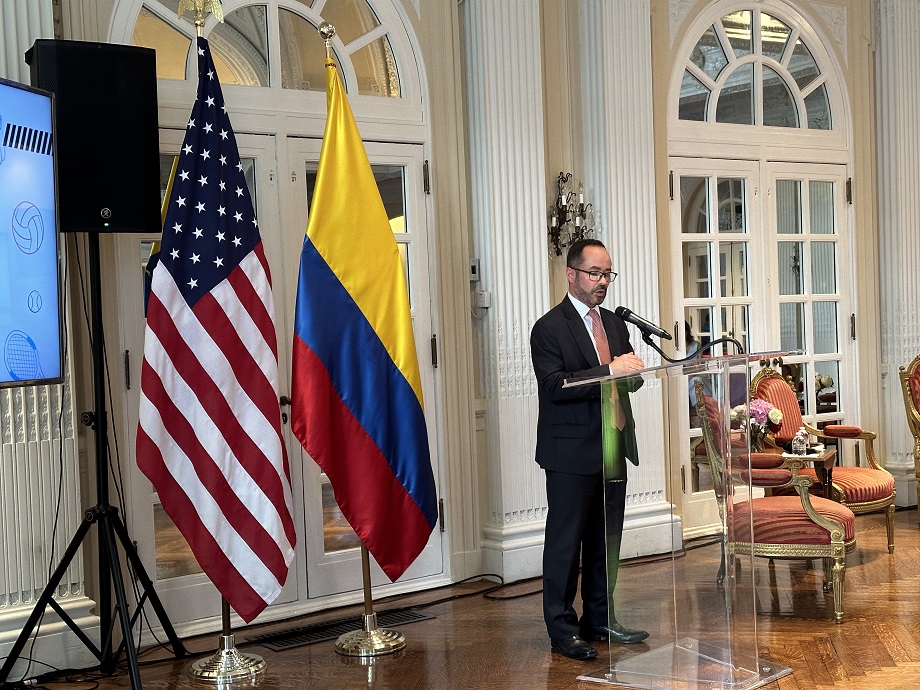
[809,424,886,471]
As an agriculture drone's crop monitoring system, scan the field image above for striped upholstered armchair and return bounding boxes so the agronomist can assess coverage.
[694,382,856,623]
[898,354,920,525]
[750,366,896,553]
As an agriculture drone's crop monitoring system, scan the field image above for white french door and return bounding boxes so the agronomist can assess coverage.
[114,131,301,627]
[284,136,443,598]
[114,130,443,626]
[669,157,851,536]
[669,157,762,536]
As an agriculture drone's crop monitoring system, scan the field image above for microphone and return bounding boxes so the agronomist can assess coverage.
[615,306,673,340]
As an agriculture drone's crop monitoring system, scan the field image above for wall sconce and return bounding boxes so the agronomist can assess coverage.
[548,172,594,256]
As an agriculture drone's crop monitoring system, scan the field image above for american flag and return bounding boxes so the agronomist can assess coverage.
[136,37,295,623]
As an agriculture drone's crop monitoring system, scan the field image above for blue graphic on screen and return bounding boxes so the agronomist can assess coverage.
[0,78,62,385]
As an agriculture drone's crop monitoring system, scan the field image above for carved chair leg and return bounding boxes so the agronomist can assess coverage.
[831,556,845,624]
[886,504,896,554]
[822,557,832,592]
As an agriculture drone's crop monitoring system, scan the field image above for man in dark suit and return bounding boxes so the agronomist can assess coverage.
[530,239,648,661]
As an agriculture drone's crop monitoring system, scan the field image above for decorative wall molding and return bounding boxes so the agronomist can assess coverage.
[669,0,697,44]
[811,1,847,62]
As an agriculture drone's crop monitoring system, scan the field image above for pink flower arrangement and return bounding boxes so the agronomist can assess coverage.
[730,399,783,451]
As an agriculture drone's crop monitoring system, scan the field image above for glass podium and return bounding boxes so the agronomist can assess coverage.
[564,353,793,689]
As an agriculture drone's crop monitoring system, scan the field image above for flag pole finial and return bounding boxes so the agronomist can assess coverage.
[178,0,224,37]
[318,22,336,61]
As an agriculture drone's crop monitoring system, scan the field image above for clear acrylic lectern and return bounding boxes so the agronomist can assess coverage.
[564,353,792,689]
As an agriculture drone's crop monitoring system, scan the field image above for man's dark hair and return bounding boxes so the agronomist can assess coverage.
[566,238,607,268]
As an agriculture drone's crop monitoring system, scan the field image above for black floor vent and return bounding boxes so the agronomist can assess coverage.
[246,609,435,651]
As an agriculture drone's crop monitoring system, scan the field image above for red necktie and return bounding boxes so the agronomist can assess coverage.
[588,308,626,430]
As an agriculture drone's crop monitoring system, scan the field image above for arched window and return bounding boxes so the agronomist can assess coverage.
[669,3,853,534]
[132,0,402,97]
[678,9,831,130]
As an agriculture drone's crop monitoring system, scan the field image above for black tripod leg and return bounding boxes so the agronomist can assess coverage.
[0,517,99,684]
[99,515,142,688]
[110,510,187,657]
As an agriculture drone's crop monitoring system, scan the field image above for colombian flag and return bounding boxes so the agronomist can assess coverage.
[290,58,437,581]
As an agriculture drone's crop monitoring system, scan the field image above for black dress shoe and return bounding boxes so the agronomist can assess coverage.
[550,635,598,660]
[580,622,649,644]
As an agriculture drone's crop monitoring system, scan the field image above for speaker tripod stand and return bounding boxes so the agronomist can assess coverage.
[0,234,186,689]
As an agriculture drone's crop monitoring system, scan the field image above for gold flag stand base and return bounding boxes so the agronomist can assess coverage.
[334,612,406,656]
[333,544,407,657]
[189,600,266,685]
[188,634,266,684]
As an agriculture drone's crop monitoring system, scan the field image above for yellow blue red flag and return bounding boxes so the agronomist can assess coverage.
[290,58,436,581]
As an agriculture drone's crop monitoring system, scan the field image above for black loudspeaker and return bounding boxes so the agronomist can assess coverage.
[25,39,160,233]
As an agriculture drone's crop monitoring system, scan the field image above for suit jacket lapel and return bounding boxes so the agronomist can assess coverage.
[561,298,600,366]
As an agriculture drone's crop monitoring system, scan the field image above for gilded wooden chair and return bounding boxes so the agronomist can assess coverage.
[694,381,856,623]
[750,366,896,553]
[898,354,920,524]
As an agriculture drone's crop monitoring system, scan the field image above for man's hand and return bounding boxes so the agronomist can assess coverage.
[609,353,645,376]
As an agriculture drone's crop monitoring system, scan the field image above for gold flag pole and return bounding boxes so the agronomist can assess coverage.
[315,23,406,656]
[172,1,267,683]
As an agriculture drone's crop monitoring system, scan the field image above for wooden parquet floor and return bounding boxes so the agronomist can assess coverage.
[17,508,920,689]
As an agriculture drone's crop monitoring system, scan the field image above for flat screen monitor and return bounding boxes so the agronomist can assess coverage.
[0,76,63,387]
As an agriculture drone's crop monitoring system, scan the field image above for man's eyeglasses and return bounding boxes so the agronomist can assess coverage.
[569,267,618,283]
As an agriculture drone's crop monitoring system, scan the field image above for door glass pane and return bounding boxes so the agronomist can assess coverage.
[804,84,832,130]
[762,66,797,128]
[717,178,746,232]
[154,502,202,579]
[681,177,709,233]
[684,308,712,353]
[721,304,749,353]
[680,70,709,121]
[351,36,400,97]
[761,14,791,62]
[813,302,838,354]
[778,242,804,294]
[691,25,728,80]
[722,11,752,57]
[134,7,190,80]
[809,181,835,234]
[781,363,806,415]
[716,63,754,125]
[719,241,748,297]
[776,180,801,234]
[811,242,836,294]
[322,482,360,552]
[780,302,805,351]
[815,361,839,414]
[209,6,269,86]
[683,242,712,298]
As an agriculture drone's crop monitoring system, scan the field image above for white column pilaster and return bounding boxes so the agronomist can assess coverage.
[580,0,676,553]
[877,0,920,507]
[463,0,550,579]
